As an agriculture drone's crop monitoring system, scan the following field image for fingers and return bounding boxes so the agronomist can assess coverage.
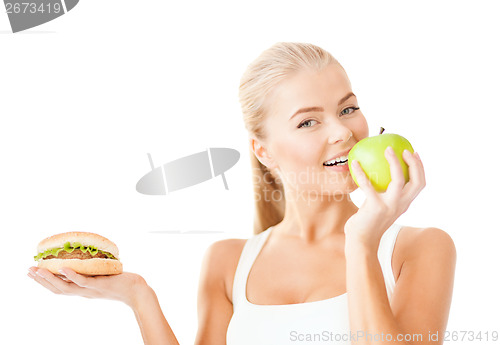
[59,275,72,283]
[28,267,89,296]
[385,146,405,195]
[351,159,379,200]
[58,268,93,288]
[28,267,64,295]
[402,150,426,199]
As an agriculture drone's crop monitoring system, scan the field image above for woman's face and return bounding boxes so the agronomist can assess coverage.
[259,63,369,197]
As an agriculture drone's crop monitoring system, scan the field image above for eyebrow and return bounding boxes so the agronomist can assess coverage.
[289,92,357,121]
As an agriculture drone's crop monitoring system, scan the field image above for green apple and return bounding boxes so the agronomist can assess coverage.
[348,127,414,192]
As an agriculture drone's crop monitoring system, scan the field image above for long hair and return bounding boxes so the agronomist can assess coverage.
[239,42,340,234]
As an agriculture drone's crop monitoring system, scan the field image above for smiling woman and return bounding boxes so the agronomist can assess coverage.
[241,43,370,235]
[28,42,456,345]
[224,42,454,345]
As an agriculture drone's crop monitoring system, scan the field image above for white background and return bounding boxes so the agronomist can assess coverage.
[1,1,499,344]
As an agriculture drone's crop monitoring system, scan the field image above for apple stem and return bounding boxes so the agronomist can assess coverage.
[379,127,385,135]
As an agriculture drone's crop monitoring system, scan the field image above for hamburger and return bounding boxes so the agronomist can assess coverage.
[34,232,123,275]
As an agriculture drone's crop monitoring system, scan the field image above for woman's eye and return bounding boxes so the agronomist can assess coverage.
[341,106,360,116]
[298,119,317,128]
[298,108,359,128]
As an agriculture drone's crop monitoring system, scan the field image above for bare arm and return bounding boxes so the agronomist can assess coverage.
[344,142,456,344]
[130,239,241,345]
[28,239,241,345]
[194,239,243,345]
[28,267,180,345]
[345,227,456,345]
[132,282,180,345]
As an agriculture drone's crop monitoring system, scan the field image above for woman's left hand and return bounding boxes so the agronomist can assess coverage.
[344,146,426,249]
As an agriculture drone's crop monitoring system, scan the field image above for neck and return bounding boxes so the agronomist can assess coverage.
[275,187,358,243]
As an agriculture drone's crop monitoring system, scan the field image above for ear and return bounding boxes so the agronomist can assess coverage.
[249,136,278,170]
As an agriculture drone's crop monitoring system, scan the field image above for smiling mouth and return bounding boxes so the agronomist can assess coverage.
[323,159,348,166]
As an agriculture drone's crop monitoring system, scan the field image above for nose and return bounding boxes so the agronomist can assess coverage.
[328,126,353,145]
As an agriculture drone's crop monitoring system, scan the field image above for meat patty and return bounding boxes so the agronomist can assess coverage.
[45,249,108,260]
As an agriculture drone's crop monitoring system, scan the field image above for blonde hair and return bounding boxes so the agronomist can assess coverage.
[239,42,340,235]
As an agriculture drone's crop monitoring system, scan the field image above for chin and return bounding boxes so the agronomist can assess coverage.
[345,178,360,193]
[301,182,357,200]
[282,169,358,198]
[325,178,359,196]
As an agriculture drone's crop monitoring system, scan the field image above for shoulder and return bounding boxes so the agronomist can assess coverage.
[393,226,456,281]
[201,238,248,277]
[400,226,455,257]
[203,238,248,267]
[201,238,248,302]
[396,226,456,265]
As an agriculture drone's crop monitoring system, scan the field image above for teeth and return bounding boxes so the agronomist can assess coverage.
[324,155,349,165]
[325,161,348,166]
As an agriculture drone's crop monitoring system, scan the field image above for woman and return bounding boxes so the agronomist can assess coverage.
[28,42,456,345]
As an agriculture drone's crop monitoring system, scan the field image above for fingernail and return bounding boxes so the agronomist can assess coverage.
[36,270,45,278]
[386,146,394,154]
[415,152,421,160]
[27,272,35,279]
[58,269,66,276]
[403,149,410,156]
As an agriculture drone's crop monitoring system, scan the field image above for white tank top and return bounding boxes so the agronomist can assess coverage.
[226,223,403,345]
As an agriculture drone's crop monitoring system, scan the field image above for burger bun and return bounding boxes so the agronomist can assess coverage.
[38,258,123,276]
[36,231,123,276]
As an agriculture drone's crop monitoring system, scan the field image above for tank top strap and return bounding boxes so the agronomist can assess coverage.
[231,223,403,307]
[231,226,274,308]
[377,222,403,301]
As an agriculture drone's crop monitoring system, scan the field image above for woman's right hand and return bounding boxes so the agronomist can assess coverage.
[27,266,149,309]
